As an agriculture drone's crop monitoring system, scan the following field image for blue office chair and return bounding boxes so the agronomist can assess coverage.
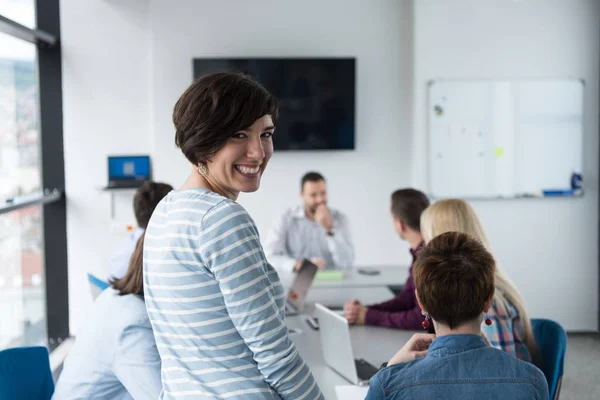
[531,318,567,400]
[0,346,54,400]
[88,273,110,300]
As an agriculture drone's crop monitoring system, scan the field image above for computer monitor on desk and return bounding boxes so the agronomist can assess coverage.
[105,155,151,189]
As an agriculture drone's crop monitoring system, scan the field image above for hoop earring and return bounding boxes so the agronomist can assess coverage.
[197,163,208,176]
[421,310,430,330]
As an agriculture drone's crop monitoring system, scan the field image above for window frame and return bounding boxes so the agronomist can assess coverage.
[0,0,68,352]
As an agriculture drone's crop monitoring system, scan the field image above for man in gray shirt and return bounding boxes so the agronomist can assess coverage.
[264,172,354,286]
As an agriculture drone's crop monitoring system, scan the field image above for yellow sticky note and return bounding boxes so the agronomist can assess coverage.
[494,147,505,157]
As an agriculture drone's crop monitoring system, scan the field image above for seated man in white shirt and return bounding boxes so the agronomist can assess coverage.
[107,181,172,280]
[264,171,354,286]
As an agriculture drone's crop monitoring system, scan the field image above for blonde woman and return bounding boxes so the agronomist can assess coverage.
[420,199,537,362]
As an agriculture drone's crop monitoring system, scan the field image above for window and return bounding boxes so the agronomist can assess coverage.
[1,0,67,353]
[0,0,35,29]
[0,31,41,202]
[0,206,45,349]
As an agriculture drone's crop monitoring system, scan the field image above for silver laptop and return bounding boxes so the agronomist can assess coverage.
[284,260,319,316]
[315,303,379,385]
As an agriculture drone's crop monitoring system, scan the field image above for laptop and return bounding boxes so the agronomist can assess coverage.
[315,303,379,386]
[105,155,151,189]
[284,259,319,316]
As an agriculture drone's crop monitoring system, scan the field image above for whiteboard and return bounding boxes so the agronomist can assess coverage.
[428,79,584,199]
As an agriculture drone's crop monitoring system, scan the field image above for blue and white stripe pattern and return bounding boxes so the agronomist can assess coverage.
[144,188,323,399]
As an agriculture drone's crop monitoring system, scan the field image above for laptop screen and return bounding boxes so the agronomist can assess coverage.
[287,260,318,310]
[108,156,150,181]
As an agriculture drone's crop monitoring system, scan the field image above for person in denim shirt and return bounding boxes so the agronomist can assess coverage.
[53,235,161,400]
[366,232,548,400]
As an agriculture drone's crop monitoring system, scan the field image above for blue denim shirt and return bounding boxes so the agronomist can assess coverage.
[53,289,161,400]
[366,334,548,400]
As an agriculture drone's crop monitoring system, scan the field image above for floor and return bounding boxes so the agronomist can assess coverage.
[561,333,600,399]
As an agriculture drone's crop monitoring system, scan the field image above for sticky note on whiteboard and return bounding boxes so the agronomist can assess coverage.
[494,147,505,157]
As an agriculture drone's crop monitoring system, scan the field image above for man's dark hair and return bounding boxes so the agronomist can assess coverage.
[174,72,279,166]
[110,234,145,296]
[414,231,496,329]
[133,181,173,229]
[390,188,430,232]
[301,171,325,191]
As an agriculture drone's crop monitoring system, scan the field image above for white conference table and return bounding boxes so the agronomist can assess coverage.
[312,265,410,289]
[305,286,395,308]
[288,286,418,400]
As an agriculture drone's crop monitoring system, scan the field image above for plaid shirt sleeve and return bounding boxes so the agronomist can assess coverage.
[482,292,532,362]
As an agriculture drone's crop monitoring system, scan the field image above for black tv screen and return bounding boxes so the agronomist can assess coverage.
[193,58,356,151]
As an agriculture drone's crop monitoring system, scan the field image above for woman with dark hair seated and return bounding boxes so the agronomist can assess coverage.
[53,235,161,400]
[366,232,548,400]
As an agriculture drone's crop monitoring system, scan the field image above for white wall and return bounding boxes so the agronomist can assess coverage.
[60,0,599,332]
[413,0,600,330]
[149,0,416,265]
[60,0,152,332]
[61,0,415,333]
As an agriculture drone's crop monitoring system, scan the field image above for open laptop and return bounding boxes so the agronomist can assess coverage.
[284,259,319,316]
[105,155,151,189]
[315,303,379,385]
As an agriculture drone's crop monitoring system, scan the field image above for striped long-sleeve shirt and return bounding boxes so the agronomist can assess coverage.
[143,188,323,399]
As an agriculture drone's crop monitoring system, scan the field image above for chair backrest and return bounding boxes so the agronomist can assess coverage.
[531,318,567,400]
[88,273,110,300]
[0,346,54,400]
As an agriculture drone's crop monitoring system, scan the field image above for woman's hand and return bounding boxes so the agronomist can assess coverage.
[387,333,436,366]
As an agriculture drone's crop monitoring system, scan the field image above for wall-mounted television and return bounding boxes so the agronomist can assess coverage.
[193,58,356,151]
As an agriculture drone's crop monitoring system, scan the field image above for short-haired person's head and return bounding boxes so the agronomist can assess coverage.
[173,72,279,198]
[414,231,495,329]
[300,172,327,215]
[390,189,430,238]
[110,234,145,296]
[420,199,490,249]
[134,181,173,229]
[301,172,325,191]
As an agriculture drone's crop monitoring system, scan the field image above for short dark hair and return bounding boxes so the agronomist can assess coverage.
[174,72,279,165]
[301,171,325,191]
[414,231,495,329]
[390,188,430,231]
[133,181,173,229]
[110,234,145,296]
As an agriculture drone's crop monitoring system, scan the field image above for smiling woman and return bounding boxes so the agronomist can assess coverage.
[143,72,323,400]
[173,72,277,198]
[200,114,275,197]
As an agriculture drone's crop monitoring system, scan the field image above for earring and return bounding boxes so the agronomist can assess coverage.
[197,163,208,176]
[421,310,430,330]
[484,314,492,326]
